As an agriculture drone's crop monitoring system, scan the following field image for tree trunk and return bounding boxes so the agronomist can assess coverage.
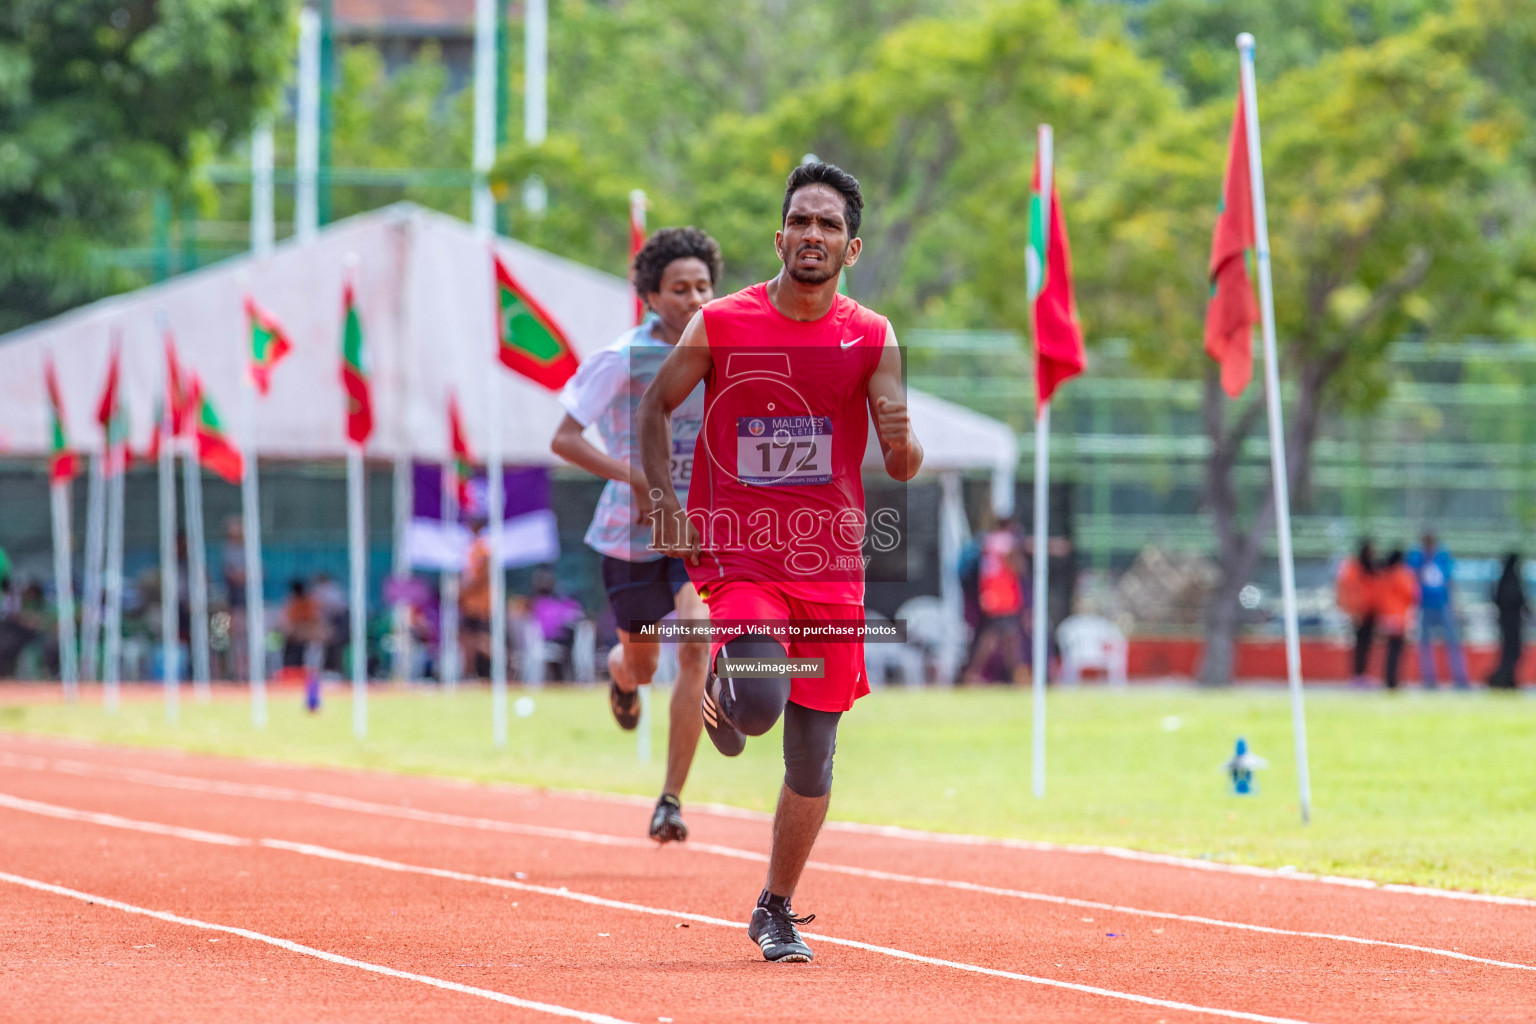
[1199,352,1334,686]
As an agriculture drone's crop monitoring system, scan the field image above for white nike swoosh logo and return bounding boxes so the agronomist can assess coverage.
[840,334,862,350]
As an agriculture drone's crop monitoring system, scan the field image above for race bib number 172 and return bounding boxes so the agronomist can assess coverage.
[736,415,833,486]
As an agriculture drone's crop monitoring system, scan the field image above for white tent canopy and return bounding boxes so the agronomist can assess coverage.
[0,202,1016,500]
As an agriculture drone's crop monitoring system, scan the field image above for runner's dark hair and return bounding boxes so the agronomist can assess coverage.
[782,162,863,238]
[632,226,723,296]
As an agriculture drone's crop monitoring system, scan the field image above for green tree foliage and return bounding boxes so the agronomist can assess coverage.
[0,0,293,332]
[493,0,990,279]
[1126,0,1452,104]
[1089,6,1529,681]
[328,43,473,220]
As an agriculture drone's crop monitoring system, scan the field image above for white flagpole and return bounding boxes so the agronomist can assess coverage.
[471,0,497,235]
[244,111,276,728]
[81,453,105,686]
[348,444,368,739]
[391,458,412,684]
[441,464,461,694]
[241,384,267,728]
[474,0,507,747]
[182,442,211,697]
[522,0,549,213]
[295,6,321,245]
[157,395,180,723]
[50,479,79,701]
[487,387,507,749]
[1238,33,1312,824]
[1030,124,1054,801]
[102,455,125,712]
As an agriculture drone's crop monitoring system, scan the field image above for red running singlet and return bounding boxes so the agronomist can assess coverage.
[684,282,889,605]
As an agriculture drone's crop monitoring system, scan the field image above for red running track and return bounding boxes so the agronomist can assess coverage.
[0,733,1531,1024]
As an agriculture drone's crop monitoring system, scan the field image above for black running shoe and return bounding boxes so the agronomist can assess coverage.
[609,680,640,731]
[649,793,688,843]
[748,900,815,963]
[700,672,745,757]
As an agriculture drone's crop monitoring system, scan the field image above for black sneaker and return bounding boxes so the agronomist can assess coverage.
[649,793,688,843]
[700,672,745,757]
[609,680,640,731]
[748,899,815,963]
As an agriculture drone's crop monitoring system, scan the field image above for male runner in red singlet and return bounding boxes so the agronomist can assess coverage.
[638,162,923,963]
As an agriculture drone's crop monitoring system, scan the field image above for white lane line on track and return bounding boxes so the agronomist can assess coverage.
[5,746,1534,910]
[0,792,250,846]
[4,761,1532,975]
[0,870,641,1024]
[0,801,1325,1024]
[4,788,1530,976]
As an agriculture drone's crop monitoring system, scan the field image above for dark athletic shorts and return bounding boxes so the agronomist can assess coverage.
[601,555,691,633]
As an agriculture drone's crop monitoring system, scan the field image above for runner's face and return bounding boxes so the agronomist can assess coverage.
[777,184,857,285]
[645,257,714,338]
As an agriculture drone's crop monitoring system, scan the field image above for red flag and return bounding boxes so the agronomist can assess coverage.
[95,342,120,431]
[340,281,374,445]
[447,393,475,508]
[493,253,580,391]
[245,296,293,396]
[95,339,131,474]
[629,191,648,326]
[164,332,189,437]
[45,357,77,483]
[1026,153,1086,408]
[187,375,244,484]
[1205,95,1259,398]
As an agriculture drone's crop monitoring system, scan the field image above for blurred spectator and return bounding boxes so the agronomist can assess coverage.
[1488,552,1527,690]
[958,533,982,659]
[0,579,45,677]
[460,518,492,679]
[311,571,347,672]
[1336,540,1378,685]
[279,579,324,670]
[1376,550,1417,691]
[1408,533,1469,689]
[963,517,1026,685]
[221,517,248,678]
[527,568,585,682]
[0,544,10,592]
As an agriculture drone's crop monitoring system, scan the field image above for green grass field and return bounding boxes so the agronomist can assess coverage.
[3,684,1533,898]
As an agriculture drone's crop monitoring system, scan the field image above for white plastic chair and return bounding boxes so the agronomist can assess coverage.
[571,620,596,684]
[894,595,969,687]
[862,610,904,689]
[1056,614,1128,688]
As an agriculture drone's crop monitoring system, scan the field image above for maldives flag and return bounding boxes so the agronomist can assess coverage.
[45,357,77,483]
[188,376,244,484]
[145,397,166,463]
[96,341,131,475]
[1025,150,1086,408]
[147,334,188,463]
[494,253,579,390]
[629,190,647,326]
[447,393,475,507]
[1205,94,1259,399]
[340,282,373,445]
[245,296,293,396]
[164,333,190,437]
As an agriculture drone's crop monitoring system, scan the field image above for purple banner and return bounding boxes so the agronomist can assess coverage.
[412,463,551,522]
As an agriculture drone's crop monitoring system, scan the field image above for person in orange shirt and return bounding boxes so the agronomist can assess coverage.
[459,519,492,679]
[1375,549,1418,691]
[279,579,324,671]
[1335,541,1378,685]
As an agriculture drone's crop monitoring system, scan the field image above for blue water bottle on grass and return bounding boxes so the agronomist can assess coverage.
[1224,736,1268,795]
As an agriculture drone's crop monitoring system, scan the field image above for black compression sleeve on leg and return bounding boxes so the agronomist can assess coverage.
[715,633,792,736]
[782,701,841,798]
